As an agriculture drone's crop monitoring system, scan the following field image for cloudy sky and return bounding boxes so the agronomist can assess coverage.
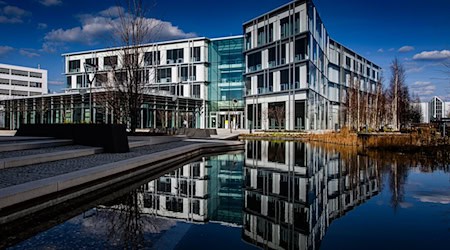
[0,0,449,100]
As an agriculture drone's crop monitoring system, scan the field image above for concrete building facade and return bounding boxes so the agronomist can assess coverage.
[0,63,48,128]
[243,0,381,131]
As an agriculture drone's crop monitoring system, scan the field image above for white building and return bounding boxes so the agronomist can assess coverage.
[0,63,48,100]
[63,37,209,128]
[417,96,450,123]
[243,0,381,131]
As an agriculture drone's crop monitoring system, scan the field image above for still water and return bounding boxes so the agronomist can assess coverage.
[7,141,450,249]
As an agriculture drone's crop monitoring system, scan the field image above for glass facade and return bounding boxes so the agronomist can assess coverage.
[208,37,245,129]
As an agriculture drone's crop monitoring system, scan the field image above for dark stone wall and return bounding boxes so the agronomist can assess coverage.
[16,124,129,153]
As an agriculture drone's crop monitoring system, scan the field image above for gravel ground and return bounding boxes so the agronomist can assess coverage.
[0,145,91,159]
[0,141,194,189]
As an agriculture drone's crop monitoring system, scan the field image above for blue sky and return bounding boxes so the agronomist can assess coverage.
[0,0,449,101]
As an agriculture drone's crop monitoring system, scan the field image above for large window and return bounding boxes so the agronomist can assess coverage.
[280,17,290,39]
[181,66,196,81]
[29,72,42,78]
[268,47,276,67]
[257,27,265,46]
[66,76,71,88]
[104,56,118,69]
[76,75,83,88]
[144,51,160,66]
[248,52,261,72]
[68,60,80,73]
[167,48,184,64]
[191,47,200,62]
[192,84,200,98]
[157,68,172,83]
[295,37,307,61]
[85,58,98,67]
[280,69,289,90]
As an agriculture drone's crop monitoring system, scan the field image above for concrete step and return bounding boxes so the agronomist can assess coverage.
[0,139,73,152]
[0,147,103,169]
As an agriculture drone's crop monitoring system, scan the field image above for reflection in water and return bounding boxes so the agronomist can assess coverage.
[243,141,380,250]
[9,142,450,249]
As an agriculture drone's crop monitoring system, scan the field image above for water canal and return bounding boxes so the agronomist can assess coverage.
[4,141,450,249]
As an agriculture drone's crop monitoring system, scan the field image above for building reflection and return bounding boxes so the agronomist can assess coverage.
[95,142,381,249]
[138,153,244,224]
[243,140,380,250]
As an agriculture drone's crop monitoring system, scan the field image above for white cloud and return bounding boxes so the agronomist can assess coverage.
[413,50,450,61]
[43,6,196,50]
[388,48,395,52]
[37,22,47,29]
[0,5,30,23]
[39,0,62,7]
[410,81,436,96]
[398,45,414,53]
[377,48,384,53]
[49,80,64,85]
[0,45,13,56]
[19,49,40,58]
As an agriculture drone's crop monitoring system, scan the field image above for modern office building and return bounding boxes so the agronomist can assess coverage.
[243,0,381,131]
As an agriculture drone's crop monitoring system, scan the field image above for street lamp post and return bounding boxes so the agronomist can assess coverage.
[84,62,97,123]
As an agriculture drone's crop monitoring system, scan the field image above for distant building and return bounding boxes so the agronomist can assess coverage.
[417,96,450,123]
[0,63,48,100]
[0,63,48,128]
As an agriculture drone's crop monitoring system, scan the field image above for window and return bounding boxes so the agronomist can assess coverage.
[0,89,9,95]
[245,32,252,50]
[11,80,28,86]
[248,51,261,72]
[0,68,9,74]
[11,69,28,77]
[280,69,289,90]
[29,72,42,78]
[191,47,201,62]
[11,90,28,96]
[0,78,9,85]
[124,53,137,66]
[280,17,290,39]
[257,74,264,94]
[267,24,273,43]
[157,68,172,83]
[294,12,300,34]
[95,73,107,86]
[345,56,351,68]
[144,51,160,65]
[68,60,80,73]
[85,58,98,68]
[295,37,307,61]
[114,71,127,83]
[180,66,196,81]
[29,82,42,88]
[257,27,265,46]
[103,56,117,69]
[190,200,200,215]
[268,72,273,92]
[66,76,72,88]
[167,48,184,64]
[192,84,200,98]
[166,197,183,212]
[76,75,83,88]
[268,47,276,67]
[280,44,286,64]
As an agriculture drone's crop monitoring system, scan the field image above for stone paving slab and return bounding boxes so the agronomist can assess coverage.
[0,139,73,152]
[0,141,193,189]
[0,147,103,170]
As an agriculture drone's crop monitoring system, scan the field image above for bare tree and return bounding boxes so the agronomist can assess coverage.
[101,0,160,133]
[388,58,410,130]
